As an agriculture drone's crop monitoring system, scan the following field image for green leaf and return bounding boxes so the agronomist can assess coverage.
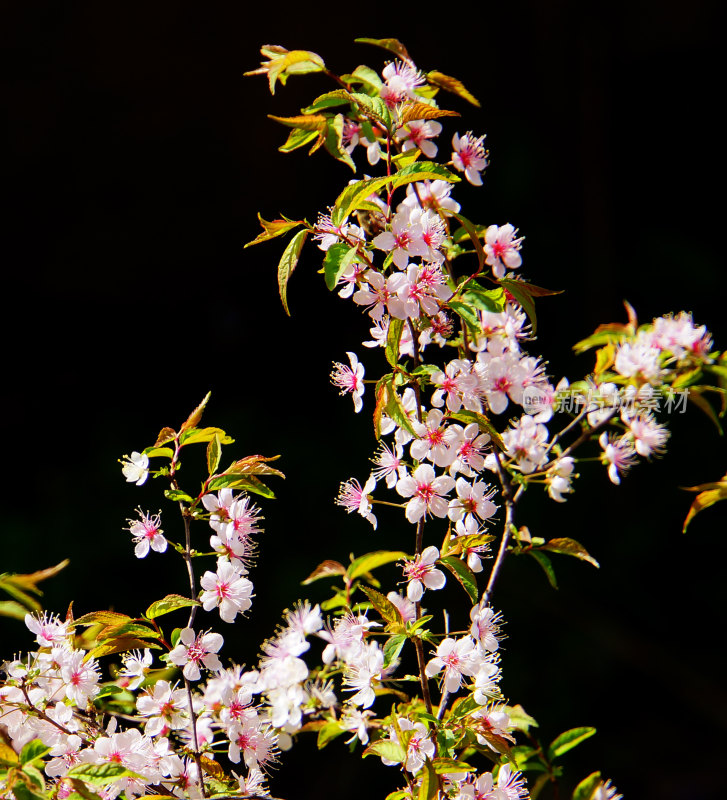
[431,758,476,774]
[363,739,407,763]
[499,278,562,334]
[349,550,408,581]
[9,784,46,800]
[179,426,234,446]
[141,446,174,459]
[346,65,383,92]
[164,489,195,503]
[418,758,438,800]
[20,741,49,766]
[94,684,123,699]
[224,454,285,478]
[66,779,105,800]
[317,721,345,749]
[383,634,407,668]
[278,127,319,153]
[0,581,41,612]
[354,37,412,63]
[385,318,405,368]
[448,299,481,330]
[86,637,162,659]
[539,538,599,569]
[571,771,603,800]
[383,378,418,438]
[426,70,480,107]
[244,213,305,248]
[0,599,30,620]
[547,726,596,760]
[277,228,309,316]
[446,409,504,451]
[72,611,132,628]
[359,585,405,629]
[323,242,359,291]
[303,89,353,114]
[302,560,347,584]
[96,622,160,642]
[451,213,486,270]
[323,114,356,170]
[66,763,140,786]
[207,432,222,476]
[682,471,727,532]
[504,704,539,733]
[462,283,506,313]
[245,47,326,94]
[145,594,200,620]
[439,556,478,602]
[349,92,392,131]
[527,550,558,589]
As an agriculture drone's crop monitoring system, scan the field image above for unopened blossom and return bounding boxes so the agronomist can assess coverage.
[386,591,417,624]
[121,451,149,485]
[331,351,365,413]
[546,457,576,502]
[402,546,446,602]
[396,119,442,158]
[169,628,224,681]
[599,432,638,485]
[627,412,670,458]
[484,224,524,278]
[396,463,455,523]
[425,637,477,693]
[448,478,498,525]
[25,612,69,648]
[452,131,488,186]
[200,559,254,623]
[335,474,377,529]
[126,509,166,559]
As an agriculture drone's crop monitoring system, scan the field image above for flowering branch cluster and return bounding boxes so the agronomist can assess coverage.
[1,35,724,800]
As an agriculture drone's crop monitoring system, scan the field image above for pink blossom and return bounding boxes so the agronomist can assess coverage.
[169,628,224,681]
[126,509,166,559]
[396,119,442,158]
[200,559,254,623]
[396,463,455,523]
[599,432,638,484]
[335,474,377,529]
[330,351,365,413]
[402,546,446,602]
[484,224,524,278]
[425,636,477,693]
[452,131,488,186]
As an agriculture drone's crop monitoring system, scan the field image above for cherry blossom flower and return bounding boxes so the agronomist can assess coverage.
[448,423,491,477]
[126,509,166,559]
[398,179,460,216]
[386,591,417,624]
[452,131,488,185]
[396,119,442,158]
[380,718,435,774]
[25,612,69,648]
[335,474,377,529]
[496,764,530,799]
[118,648,153,690]
[371,441,406,488]
[396,464,455,523]
[425,637,477,693]
[599,432,638,485]
[340,706,374,745]
[484,224,524,278]
[380,60,425,107]
[373,212,428,270]
[342,640,384,708]
[169,628,224,681]
[200,560,253,623]
[121,451,149,485]
[614,338,663,384]
[331,351,365,413]
[448,478,498,526]
[137,680,188,736]
[502,415,550,474]
[545,457,576,502]
[453,516,491,572]
[627,412,670,458]
[61,649,100,706]
[410,408,458,467]
[591,779,623,800]
[470,603,504,652]
[401,546,446,602]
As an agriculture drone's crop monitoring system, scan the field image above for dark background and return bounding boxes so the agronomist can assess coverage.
[1,2,725,799]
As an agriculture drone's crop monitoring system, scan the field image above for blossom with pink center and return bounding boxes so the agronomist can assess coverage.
[390,264,451,320]
[330,351,365,413]
[425,636,477,693]
[396,463,455,523]
[431,359,478,413]
[380,718,435,774]
[476,351,526,414]
[126,508,166,559]
[448,478,498,525]
[313,211,364,252]
[395,119,443,158]
[137,679,188,737]
[200,559,254,623]
[470,603,504,652]
[61,650,100,706]
[118,648,153,691]
[353,270,404,321]
[410,408,458,467]
[371,441,407,488]
[650,311,712,362]
[613,338,663,384]
[372,212,428,270]
[502,415,550,474]
[398,179,461,216]
[335,474,377,529]
[484,223,524,278]
[408,208,447,263]
[452,131,488,186]
[599,432,638,485]
[401,546,446,602]
[25,612,69,648]
[448,423,491,478]
[380,60,425,107]
[419,311,455,350]
[169,628,224,681]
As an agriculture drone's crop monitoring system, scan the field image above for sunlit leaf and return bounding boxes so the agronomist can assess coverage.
[244,213,305,248]
[302,560,347,585]
[682,471,727,532]
[539,538,599,569]
[547,726,596,760]
[354,37,412,63]
[426,71,480,107]
[439,555,478,602]
[349,551,408,581]
[145,594,200,620]
[277,229,309,316]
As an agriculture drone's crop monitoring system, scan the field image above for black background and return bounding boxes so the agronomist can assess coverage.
[1,2,725,799]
